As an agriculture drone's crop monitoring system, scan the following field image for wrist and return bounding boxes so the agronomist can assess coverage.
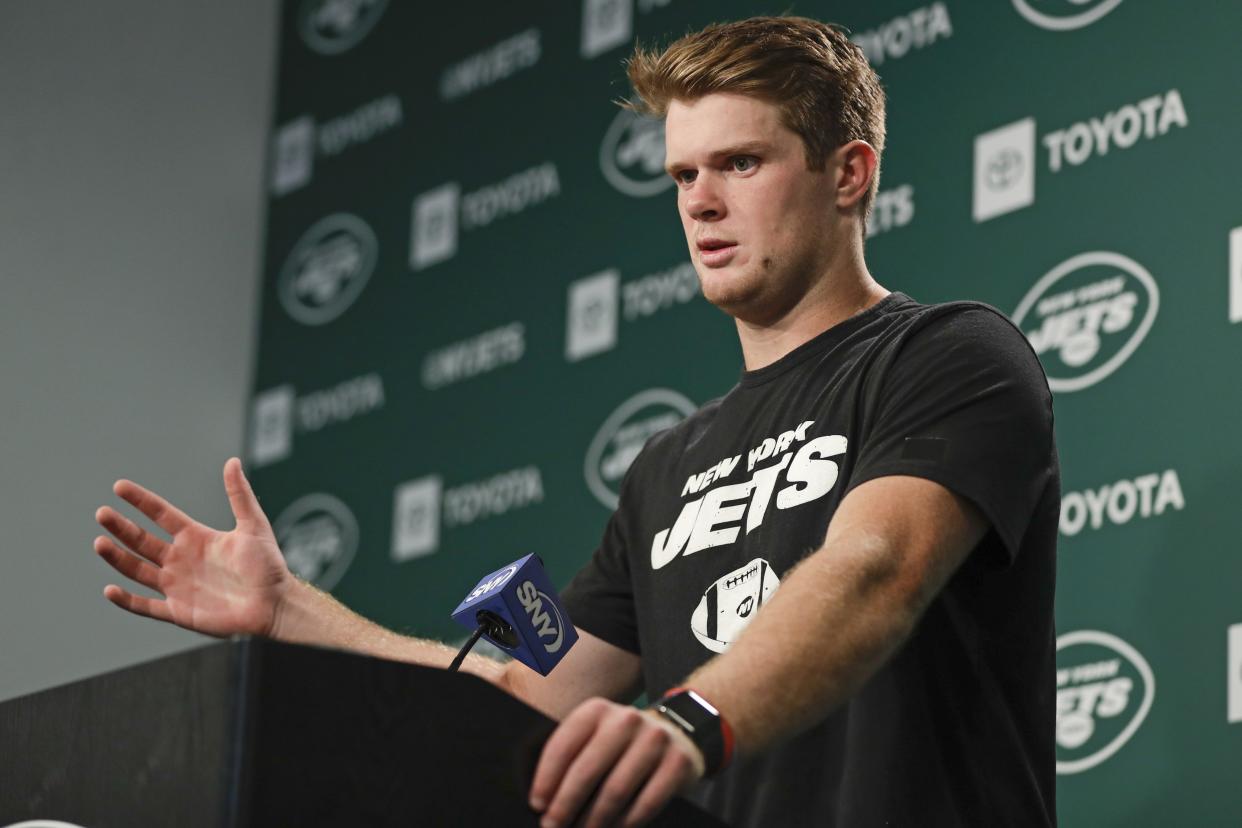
[267,576,325,643]
[641,708,707,778]
[650,687,735,777]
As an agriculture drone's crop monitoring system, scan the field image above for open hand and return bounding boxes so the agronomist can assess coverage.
[529,697,705,828]
[94,457,292,638]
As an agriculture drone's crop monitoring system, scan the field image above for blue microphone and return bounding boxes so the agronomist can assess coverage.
[448,553,579,675]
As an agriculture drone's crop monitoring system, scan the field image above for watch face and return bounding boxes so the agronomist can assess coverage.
[656,702,693,732]
[657,691,725,774]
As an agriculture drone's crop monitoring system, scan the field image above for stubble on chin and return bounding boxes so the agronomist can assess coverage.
[704,252,822,326]
[696,264,763,318]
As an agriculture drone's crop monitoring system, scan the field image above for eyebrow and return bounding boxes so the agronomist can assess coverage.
[664,141,774,175]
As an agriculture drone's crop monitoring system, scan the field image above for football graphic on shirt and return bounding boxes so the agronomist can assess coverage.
[690,558,780,653]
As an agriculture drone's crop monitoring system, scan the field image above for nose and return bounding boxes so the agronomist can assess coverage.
[684,173,725,222]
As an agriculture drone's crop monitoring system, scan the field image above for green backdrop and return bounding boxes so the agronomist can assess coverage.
[249,1,1242,823]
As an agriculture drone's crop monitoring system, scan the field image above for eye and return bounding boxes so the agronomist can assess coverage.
[673,169,697,185]
[731,156,758,173]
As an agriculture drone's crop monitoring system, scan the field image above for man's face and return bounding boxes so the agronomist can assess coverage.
[664,93,841,325]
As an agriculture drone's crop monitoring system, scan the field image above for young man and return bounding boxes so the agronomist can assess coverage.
[94,17,1058,827]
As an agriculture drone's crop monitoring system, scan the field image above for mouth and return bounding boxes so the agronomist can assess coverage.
[696,238,738,267]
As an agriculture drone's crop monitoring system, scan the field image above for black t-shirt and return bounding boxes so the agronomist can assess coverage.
[562,292,1059,827]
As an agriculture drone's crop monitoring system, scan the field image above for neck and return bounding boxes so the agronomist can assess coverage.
[734,255,888,371]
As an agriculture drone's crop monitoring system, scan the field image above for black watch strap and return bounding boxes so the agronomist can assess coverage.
[652,688,733,776]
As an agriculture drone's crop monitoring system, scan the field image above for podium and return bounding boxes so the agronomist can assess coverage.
[0,638,725,827]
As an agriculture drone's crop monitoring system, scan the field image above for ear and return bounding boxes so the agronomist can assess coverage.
[833,140,879,210]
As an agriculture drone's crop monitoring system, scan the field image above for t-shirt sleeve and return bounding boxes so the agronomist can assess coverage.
[560,483,642,655]
[846,305,1056,564]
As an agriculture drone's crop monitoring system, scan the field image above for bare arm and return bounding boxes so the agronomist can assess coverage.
[529,473,988,827]
[94,458,640,717]
[273,580,643,718]
[264,577,514,684]
[685,473,988,755]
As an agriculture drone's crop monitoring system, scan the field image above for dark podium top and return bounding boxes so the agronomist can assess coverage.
[0,638,726,827]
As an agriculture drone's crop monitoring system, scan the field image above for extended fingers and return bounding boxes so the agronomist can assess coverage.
[103,584,173,624]
[95,505,168,563]
[94,535,162,590]
[113,478,191,535]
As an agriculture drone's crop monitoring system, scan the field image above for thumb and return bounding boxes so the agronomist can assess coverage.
[223,457,271,532]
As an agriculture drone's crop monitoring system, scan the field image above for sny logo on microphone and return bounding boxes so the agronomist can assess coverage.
[516,580,565,653]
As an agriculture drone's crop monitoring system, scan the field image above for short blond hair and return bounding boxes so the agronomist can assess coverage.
[625,16,886,221]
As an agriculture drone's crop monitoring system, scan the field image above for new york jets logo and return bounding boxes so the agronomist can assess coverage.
[278,213,378,326]
[273,493,359,590]
[1013,251,1158,392]
[585,389,696,509]
[1011,0,1124,31]
[1056,630,1154,774]
[600,109,672,198]
[298,0,389,55]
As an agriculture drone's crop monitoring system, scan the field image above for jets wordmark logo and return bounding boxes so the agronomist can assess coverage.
[272,493,359,591]
[278,214,378,326]
[585,389,697,509]
[1056,630,1154,775]
[1013,251,1159,392]
[600,109,671,198]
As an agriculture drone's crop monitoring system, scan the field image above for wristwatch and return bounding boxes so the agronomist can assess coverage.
[651,687,734,776]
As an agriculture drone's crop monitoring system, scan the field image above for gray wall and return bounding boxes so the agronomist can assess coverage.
[0,1,278,701]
